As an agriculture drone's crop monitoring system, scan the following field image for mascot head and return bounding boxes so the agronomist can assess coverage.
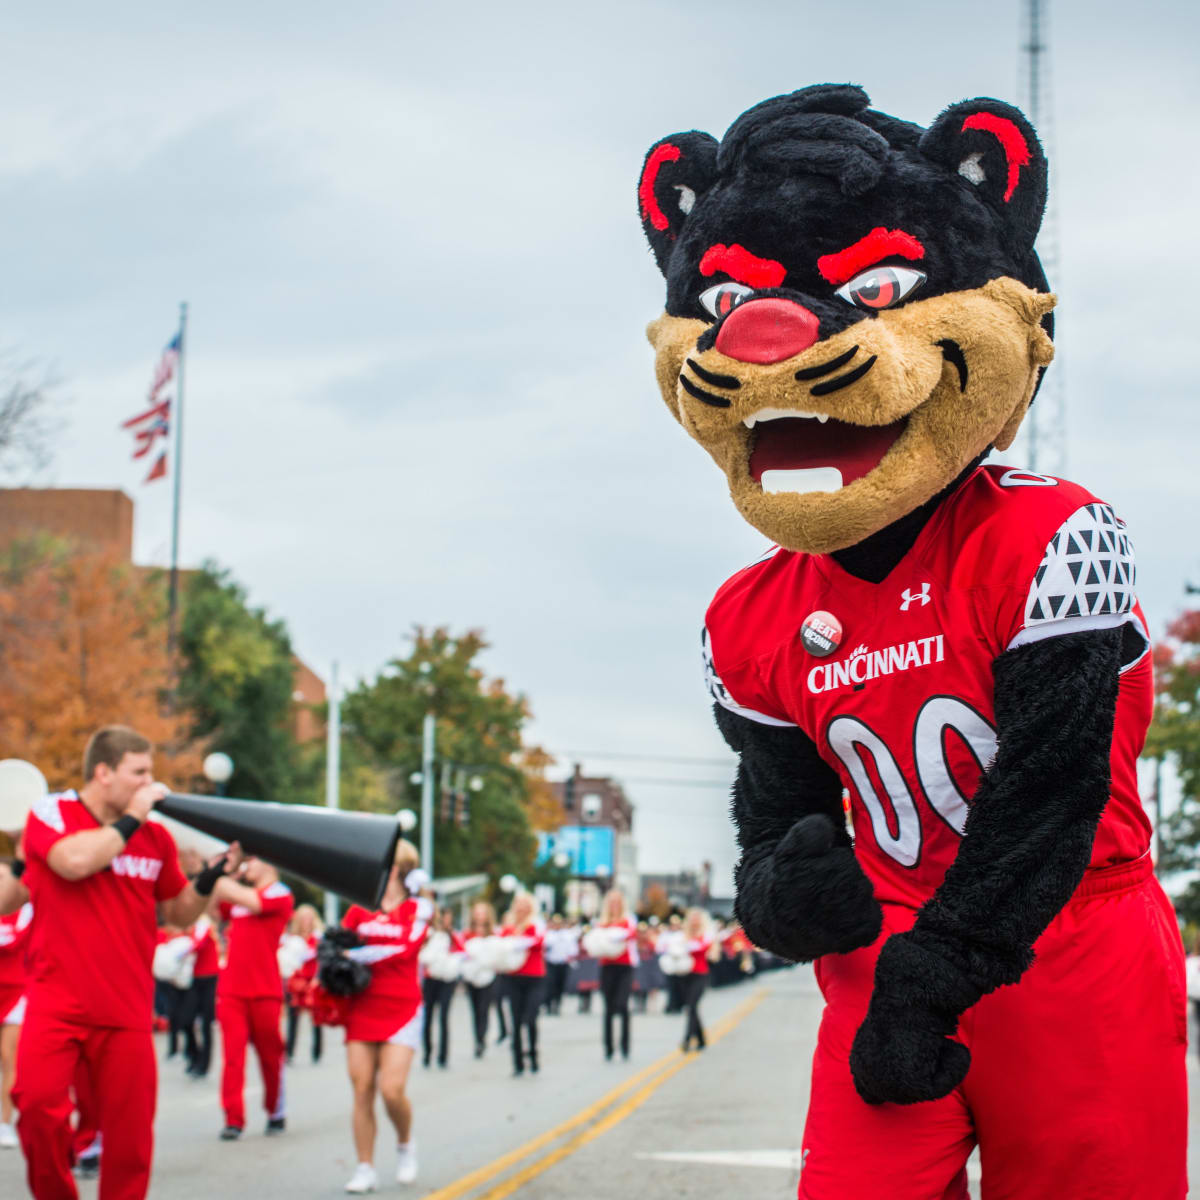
[638,84,1055,554]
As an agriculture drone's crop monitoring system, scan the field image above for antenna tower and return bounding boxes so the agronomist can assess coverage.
[1020,0,1067,474]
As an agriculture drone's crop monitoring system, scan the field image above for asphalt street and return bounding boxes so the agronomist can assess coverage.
[1,967,1196,1198]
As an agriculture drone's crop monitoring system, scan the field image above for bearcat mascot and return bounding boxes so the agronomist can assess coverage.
[636,85,1186,1199]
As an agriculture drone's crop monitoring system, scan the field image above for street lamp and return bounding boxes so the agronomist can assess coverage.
[499,873,519,894]
[203,752,234,796]
[469,775,485,792]
[397,808,418,833]
[553,851,570,870]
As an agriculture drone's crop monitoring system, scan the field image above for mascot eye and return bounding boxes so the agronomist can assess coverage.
[699,281,754,318]
[835,265,927,310]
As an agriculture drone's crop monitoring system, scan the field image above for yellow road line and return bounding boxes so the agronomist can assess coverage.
[419,1045,684,1200]
[446,987,767,1200]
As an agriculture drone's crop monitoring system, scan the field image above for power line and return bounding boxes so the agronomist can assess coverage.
[550,749,735,768]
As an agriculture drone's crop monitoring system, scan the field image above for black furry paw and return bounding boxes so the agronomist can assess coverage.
[736,815,882,962]
[849,1006,971,1106]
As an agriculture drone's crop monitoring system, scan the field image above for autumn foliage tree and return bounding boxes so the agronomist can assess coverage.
[0,539,201,790]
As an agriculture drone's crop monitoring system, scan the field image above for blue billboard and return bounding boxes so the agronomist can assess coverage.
[536,825,614,876]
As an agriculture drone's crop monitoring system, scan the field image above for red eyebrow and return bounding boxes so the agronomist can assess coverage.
[699,243,787,290]
[817,228,925,286]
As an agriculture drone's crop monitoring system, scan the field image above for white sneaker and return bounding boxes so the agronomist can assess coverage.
[344,1162,377,1193]
[0,1122,16,1149]
[396,1140,418,1184]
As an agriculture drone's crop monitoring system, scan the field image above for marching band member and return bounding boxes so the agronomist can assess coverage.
[595,889,638,1062]
[680,908,716,1052]
[461,902,499,1058]
[181,912,220,1078]
[498,892,545,1077]
[0,884,32,1149]
[340,840,431,1193]
[542,914,578,1016]
[213,858,294,1140]
[284,905,323,1066]
[419,909,463,1069]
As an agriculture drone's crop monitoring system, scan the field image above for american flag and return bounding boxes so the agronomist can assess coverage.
[121,330,181,484]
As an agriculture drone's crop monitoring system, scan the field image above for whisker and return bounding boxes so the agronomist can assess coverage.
[808,355,877,397]
[685,359,741,389]
[794,345,858,381]
[679,374,732,408]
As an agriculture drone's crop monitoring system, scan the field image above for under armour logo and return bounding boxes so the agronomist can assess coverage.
[900,583,931,611]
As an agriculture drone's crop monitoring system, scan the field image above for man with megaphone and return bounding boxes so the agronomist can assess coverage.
[3,726,243,1200]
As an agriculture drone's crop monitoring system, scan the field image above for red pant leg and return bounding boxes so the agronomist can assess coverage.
[71,1055,99,1159]
[963,860,1187,1200]
[12,1008,83,1200]
[218,994,249,1129]
[87,1027,156,1200]
[248,998,286,1120]
[799,904,973,1200]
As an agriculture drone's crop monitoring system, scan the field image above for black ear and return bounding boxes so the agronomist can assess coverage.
[638,131,719,275]
[919,99,1047,255]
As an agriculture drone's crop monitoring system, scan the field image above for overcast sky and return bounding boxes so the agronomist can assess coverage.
[2,1,1197,893]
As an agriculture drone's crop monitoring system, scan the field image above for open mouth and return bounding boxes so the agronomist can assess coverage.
[747,411,908,494]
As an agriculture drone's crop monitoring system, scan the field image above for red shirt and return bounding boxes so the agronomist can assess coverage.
[688,937,713,976]
[218,882,293,998]
[22,790,187,1029]
[705,467,1153,912]
[599,916,639,967]
[0,903,33,990]
[343,898,431,1002]
[189,917,219,978]
[500,920,546,977]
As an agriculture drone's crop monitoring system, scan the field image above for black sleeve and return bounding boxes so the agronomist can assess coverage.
[718,705,882,962]
[868,625,1122,1014]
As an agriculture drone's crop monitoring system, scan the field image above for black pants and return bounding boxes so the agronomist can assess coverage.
[681,973,707,1048]
[467,982,493,1050]
[545,962,569,1014]
[494,976,510,1040]
[508,975,542,1070]
[422,977,454,1066]
[286,1001,323,1062]
[177,975,217,1075]
[665,974,684,1013]
[600,963,633,1059]
[165,984,195,1060]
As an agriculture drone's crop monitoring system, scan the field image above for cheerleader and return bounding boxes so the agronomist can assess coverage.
[679,908,715,1052]
[461,902,499,1058]
[0,890,32,1149]
[498,893,545,1076]
[592,889,638,1062]
[284,905,324,1065]
[419,909,463,1069]
[340,840,432,1194]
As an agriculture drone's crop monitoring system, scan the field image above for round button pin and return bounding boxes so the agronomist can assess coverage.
[801,610,842,658]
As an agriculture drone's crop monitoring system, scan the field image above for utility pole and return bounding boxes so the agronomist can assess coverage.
[420,711,435,878]
[324,661,341,927]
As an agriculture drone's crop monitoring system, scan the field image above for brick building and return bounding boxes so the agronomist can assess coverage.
[0,486,326,742]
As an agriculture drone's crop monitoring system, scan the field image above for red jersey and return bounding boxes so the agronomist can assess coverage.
[218,882,293,998]
[0,902,33,990]
[500,920,546,977]
[599,916,639,967]
[688,937,714,975]
[21,790,187,1029]
[189,916,219,978]
[704,467,1152,911]
[343,898,431,1002]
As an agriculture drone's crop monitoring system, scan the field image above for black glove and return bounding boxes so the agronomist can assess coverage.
[317,929,371,996]
[736,814,882,963]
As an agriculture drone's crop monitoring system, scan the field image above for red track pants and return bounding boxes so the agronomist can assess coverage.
[218,994,285,1130]
[799,856,1187,1199]
[13,1008,156,1200]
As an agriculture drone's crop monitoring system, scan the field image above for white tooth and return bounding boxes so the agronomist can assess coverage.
[743,415,756,429]
[744,407,831,426]
[761,467,843,494]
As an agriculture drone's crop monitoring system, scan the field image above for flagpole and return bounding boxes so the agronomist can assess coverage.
[167,301,187,658]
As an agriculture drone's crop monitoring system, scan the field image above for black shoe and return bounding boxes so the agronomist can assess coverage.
[682,1038,692,1053]
[474,1042,484,1059]
[422,1055,431,1068]
[529,1052,539,1074]
[437,1059,448,1069]
[512,1063,525,1077]
[76,1153,100,1179]
[219,1126,243,1141]
[265,1117,286,1136]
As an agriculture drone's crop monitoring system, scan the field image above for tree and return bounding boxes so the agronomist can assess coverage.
[1147,610,1200,922]
[176,564,309,802]
[0,540,200,789]
[339,627,540,885]
[0,354,59,478]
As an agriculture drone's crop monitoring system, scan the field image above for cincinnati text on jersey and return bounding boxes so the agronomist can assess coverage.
[807,635,946,695]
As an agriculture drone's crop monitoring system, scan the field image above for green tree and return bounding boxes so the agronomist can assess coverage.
[177,563,308,802]
[340,627,539,886]
[1147,610,1200,922]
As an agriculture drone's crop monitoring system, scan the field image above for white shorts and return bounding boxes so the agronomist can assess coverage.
[2,995,26,1027]
[386,1004,424,1051]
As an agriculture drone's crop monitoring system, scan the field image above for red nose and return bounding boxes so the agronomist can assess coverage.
[714,298,821,364]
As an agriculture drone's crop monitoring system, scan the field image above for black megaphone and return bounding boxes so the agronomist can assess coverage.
[159,793,400,908]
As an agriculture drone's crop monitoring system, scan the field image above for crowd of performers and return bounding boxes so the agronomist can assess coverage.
[0,725,769,1200]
